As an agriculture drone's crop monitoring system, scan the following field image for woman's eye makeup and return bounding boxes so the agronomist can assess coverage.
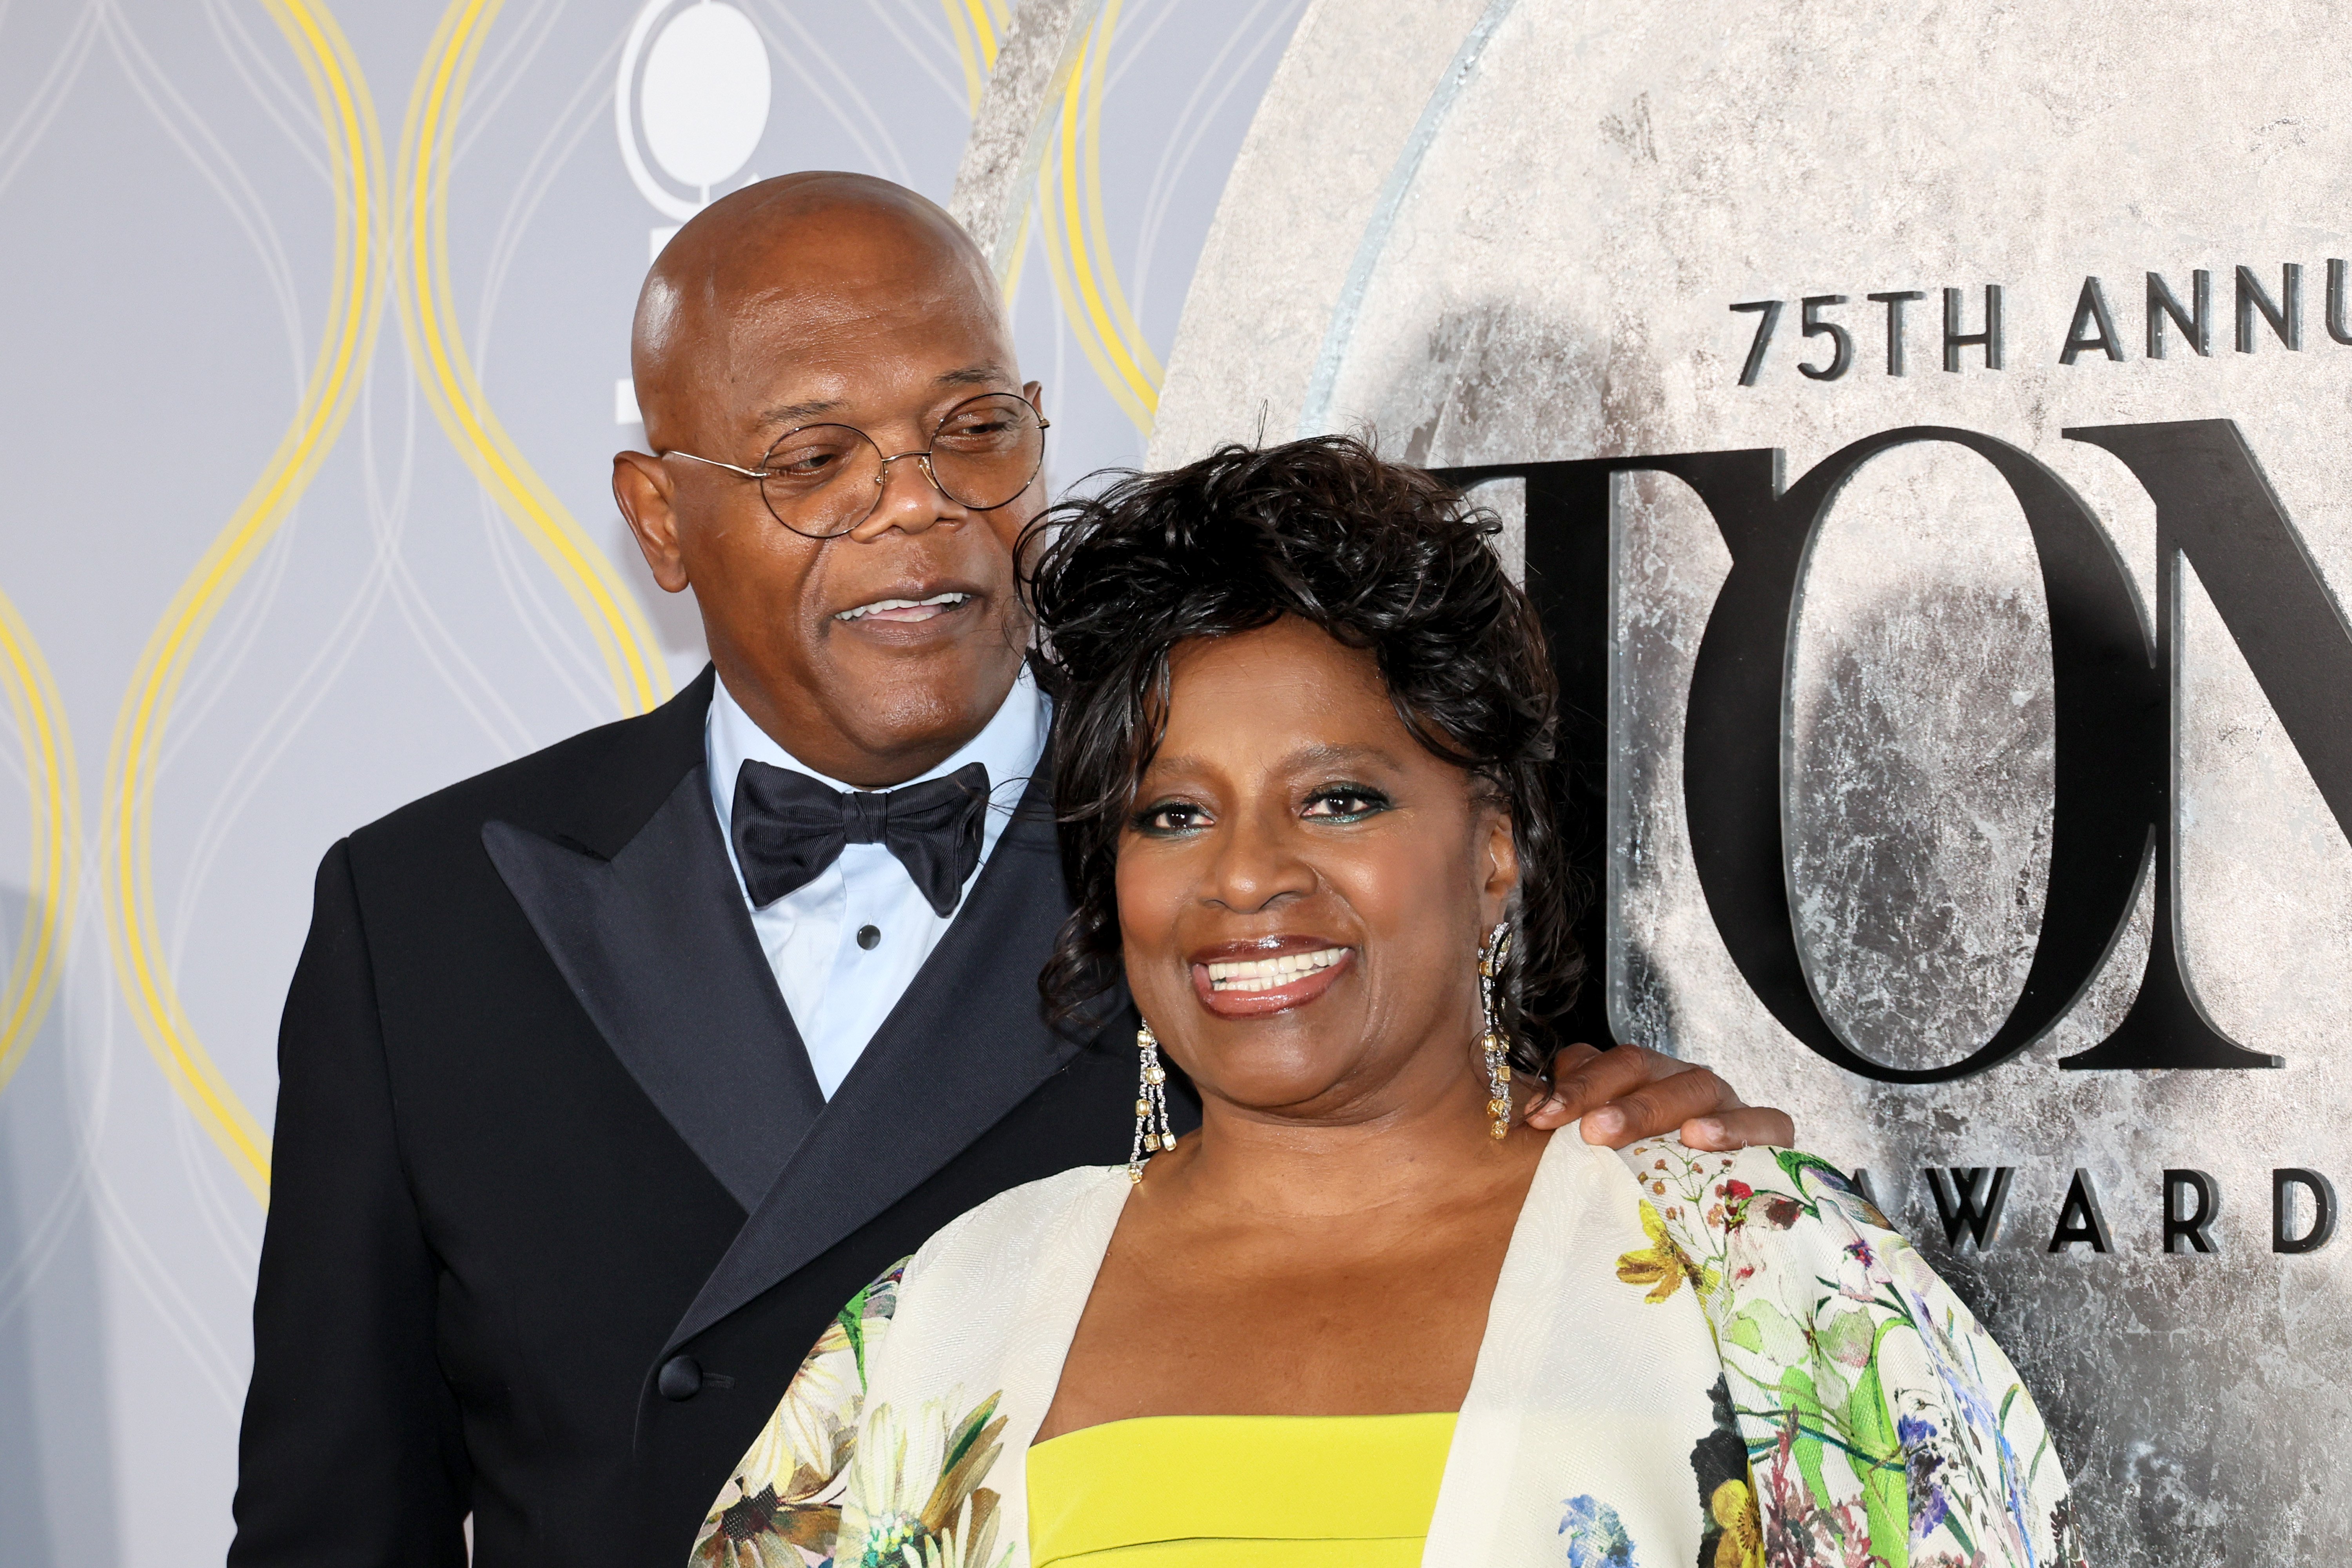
[1299,783,1394,821]
[1131,799,1212,835]
[1127,784,1393,833]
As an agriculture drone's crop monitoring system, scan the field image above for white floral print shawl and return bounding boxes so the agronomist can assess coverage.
[693,1132,2087,1568]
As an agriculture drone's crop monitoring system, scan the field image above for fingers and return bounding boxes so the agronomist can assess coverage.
[1575,1061,1732,1148]
[1524,1044,1696,1138]
[1519,1043,1606,1128]
[1518,1044,1800,1151]
[1680,1105,1796,1152]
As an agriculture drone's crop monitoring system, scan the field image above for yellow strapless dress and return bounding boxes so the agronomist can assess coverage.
[1025,1412,1455,1567]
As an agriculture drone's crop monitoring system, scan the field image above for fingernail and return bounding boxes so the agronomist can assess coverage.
[1693,1118,1724,1144]
[1587,1107,1623,1135]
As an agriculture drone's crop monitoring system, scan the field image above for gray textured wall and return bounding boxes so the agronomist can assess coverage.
[1156,2,2352,1561]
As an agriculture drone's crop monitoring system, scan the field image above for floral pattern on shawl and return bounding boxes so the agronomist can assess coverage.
[693,1263,905,1567]
[693,1260,1012,1568]
[1615,1140,2088,1568]
[833,1391,1014,1568]
[698,1144,2080,1568]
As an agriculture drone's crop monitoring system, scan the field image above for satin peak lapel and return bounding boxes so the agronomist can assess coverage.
[483,768,825,1212]
[670,765,1101,1348]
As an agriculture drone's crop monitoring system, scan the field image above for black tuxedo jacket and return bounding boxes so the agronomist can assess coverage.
[228,668,1178,1568]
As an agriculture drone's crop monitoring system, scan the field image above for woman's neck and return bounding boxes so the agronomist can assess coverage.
[1033,1058,1555,1439]
[1152,1065,1550,1225]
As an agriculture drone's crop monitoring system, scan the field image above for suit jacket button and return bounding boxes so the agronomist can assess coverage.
[658,1355,702,1401]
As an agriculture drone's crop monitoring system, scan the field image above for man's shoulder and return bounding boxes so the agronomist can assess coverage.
[346,668,714,869]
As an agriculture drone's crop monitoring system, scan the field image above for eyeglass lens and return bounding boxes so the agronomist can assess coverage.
[756,392,1045,538]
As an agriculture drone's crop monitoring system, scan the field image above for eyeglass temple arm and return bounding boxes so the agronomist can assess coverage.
[659,449,767,479]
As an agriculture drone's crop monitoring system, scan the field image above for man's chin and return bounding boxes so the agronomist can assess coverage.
[811,663,1024,785]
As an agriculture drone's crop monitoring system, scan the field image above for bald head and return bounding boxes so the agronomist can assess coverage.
[630,172,1007,453]
[611,171,1047,790]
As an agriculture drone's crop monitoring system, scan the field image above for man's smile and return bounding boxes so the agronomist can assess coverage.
[832,590,973,624]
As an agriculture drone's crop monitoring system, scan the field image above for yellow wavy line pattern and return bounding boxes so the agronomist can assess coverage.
[947,0,1161,430]
[1034,0,1162,431]
[399,0,670,719]
[942,0,1016,111]
[0,588,78,1099]
[102,0,388,1203]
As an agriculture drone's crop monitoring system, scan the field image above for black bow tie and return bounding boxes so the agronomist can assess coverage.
[729,760,991,918]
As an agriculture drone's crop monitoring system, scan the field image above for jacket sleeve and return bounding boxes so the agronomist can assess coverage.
[690,1261,905,1567]
[228,842,470,1568]
[1623,1138,2087,1568]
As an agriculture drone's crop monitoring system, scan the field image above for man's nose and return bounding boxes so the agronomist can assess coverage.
[846,450,964,542]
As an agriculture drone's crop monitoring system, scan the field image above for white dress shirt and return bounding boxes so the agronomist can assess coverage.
[705,667,1051,1097]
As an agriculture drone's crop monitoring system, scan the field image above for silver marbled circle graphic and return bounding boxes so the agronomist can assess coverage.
[1157,3,2352,1561]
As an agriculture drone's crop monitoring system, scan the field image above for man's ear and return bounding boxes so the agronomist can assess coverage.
[612,451,688,593]
[1024,380,1046,419]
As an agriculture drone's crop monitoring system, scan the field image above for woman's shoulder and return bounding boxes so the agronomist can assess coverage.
[1608,1137,2087,1568]
[1605,1135,1915,1321]
[691,1165,1131,1564]
[1612,1138,1894,1250]
[902,1161,1130,1285]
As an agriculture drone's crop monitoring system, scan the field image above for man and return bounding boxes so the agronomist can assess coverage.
[227,173,1793,1568]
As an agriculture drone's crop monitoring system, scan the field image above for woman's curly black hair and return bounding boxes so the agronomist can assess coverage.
[1019,434,1582,1076]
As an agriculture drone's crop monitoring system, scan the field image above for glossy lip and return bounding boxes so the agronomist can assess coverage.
[1187,935,1357,1020]
[828,579,984,639]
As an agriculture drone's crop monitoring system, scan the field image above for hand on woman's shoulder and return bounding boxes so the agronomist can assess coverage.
[1610,1137,2090,1568]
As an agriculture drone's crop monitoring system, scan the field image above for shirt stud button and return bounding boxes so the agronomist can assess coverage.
[856,924,881,950]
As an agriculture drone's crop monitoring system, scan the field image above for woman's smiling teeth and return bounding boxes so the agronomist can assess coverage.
[835,591,970,623]
[1205,947,1349,992]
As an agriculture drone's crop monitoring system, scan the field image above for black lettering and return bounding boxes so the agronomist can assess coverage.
[2328,260,2352,346]
[2146,269,2212,358]
[1943,284,2003,370]
[1677,431,2154,1082]
[2236,263,2303,352]
[1927,1167,2013,1250]
[1730,300,1782,387]
[1451,430,2154,1082]
[2060,276,2126,365]
[1866,290,1926,375]
[2058,419,2352,1069]
[2162,1168,2220,1253]
[1430,461,1627,1046]
[2048,1169,2113,1254]
[2274,1168,2337,1254]
[1799,295,1853,381]
[1451,418,2340,1081]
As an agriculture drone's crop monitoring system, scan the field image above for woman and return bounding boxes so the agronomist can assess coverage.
[692,438,2085,1568]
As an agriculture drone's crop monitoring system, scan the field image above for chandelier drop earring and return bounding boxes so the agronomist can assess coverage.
[1129,1021,1175,1183]
[1479,922,1515,1141]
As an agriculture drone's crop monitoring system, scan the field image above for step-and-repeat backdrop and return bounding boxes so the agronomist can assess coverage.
[0,2,2341,1564]
[0,2,1301,1562]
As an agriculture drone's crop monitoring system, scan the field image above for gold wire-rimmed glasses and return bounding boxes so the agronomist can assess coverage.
[658,391,1050,540]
